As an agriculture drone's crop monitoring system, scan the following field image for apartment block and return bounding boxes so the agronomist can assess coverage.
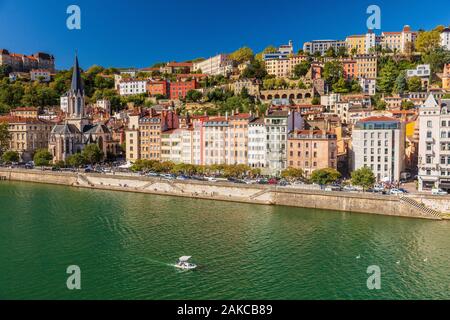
[303,40,347,56]
[418,95,450,191]
[352,116,405,182]
[287,130,337,177]
[193,54,233,76]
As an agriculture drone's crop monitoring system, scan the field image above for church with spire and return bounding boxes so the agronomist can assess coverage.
[49,54,119,163]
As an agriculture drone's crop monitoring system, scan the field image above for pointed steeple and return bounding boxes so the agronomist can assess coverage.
[424,93,438,108]
[71,54,84,94]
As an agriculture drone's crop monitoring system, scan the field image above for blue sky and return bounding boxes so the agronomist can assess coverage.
[0,0,449,70]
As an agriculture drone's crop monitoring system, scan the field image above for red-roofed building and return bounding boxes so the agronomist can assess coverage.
[161,62,193,74]
[147,80,169,97]
[287,129,337,176]
[170,80,198,100]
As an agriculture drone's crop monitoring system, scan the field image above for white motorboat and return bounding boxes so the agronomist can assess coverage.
[175,256,197,270]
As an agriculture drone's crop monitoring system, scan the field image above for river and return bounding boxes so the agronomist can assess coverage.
[0,181,449,299]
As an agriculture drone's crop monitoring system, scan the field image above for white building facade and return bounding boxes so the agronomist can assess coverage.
[418,95,450,191]
[248,118,267,169]
[265,110,303,175]
[441,28,450,51]
[352,116,405,182]
[193,54,233,76]
[119,79,148,96]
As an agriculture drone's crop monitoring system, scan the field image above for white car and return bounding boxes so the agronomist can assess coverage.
[432,188,448,196]
[389,188,405,195]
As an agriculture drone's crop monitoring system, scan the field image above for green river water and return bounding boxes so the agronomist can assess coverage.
[0,181,449,299]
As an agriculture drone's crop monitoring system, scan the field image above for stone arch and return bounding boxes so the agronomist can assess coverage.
[297,93,303,99]
[274,94,280,99]
[289,94,295,100]
[282,94,288,99]
[305,93,311,98]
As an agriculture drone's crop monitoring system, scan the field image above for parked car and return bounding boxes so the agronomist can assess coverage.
[268,178,278,185]
[432,188,448,196]
[343,185,358,192]
[147,172,159,177]
[389,188,405,195]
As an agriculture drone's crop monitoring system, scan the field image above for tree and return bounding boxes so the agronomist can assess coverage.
[311,97,320,105]
[407,76,423,92]
[377,60,399,94]
[2,150,19,163]
[293,61,311,78]
[325,47,336,58]
[82,144,103,164]
[33,149,52,166]
[415,30,441,54]
[422,48,450,74]
[186,90,203,102]
[394,71,408,94]
[66,153,86,168]
[401,100,415,110]
[229,47,254,63]
[0,65,12,79]
[323,61,344,87]
[0,122,11,156]
[351,167,376,191]
[332,77,350,93]
[310,168,341,186]
[336,46,348,58]
[281,167,304,181]
[241,59,267,80]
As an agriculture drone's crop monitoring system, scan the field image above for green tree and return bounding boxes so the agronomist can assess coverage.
[394,71,408,94]
[310,168,341,186]
[401,100,415,110]
[325,47,336,58]
[82,144,104,165]
[323,61,344,87]
[415,30,441,54]
[0,122,11,156]
[311,97,320,105]
[377,60,399,94]
[241,59,267,80]
[2,150,19,163]
[293,61,311,78]
[0,65,12,79]
[186,90,203,102]
[229,47,254,63]
[66,153,86,168]
[33,149,52,166]
[422,48,450,74]
[407,76,423,92]
[351,167,376,191]
[336,46,348,58]
[332,77,350,93]
[281,167,304,181]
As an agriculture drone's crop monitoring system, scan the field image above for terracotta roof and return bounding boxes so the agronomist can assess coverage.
[167,62,193,68]
[0,116,49,124]
[358,116,399,123]
[11,107,38,111]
